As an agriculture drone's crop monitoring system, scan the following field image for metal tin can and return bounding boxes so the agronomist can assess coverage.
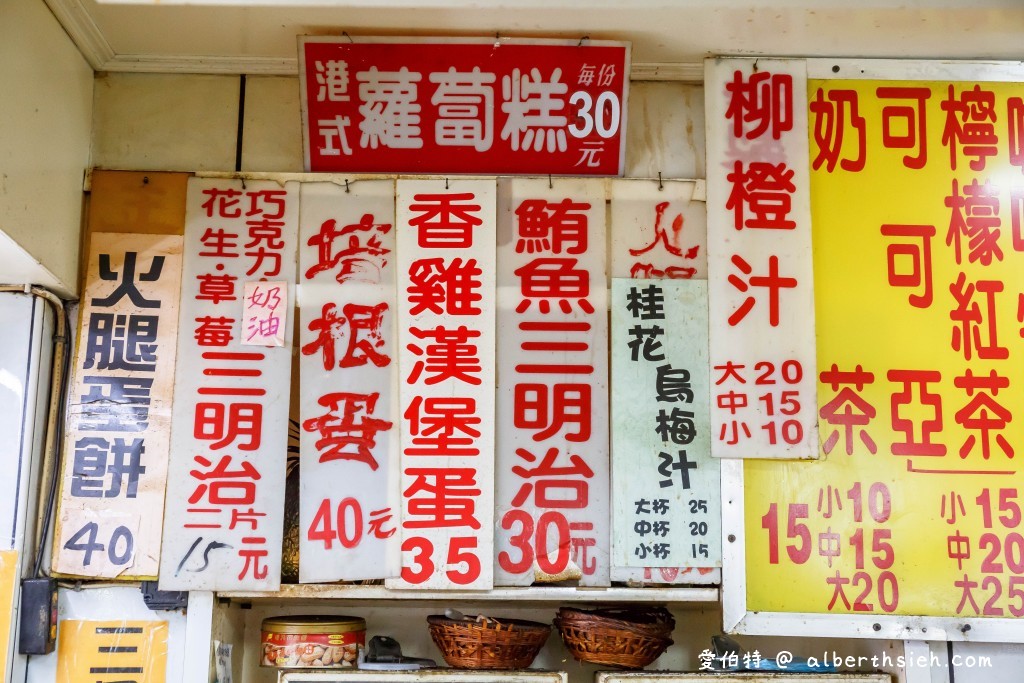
[260,615,365,668]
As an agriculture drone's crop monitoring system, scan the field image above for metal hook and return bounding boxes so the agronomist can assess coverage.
[445,178,449,190]
[577,35,590,47]
[345,179,350,193]
[658,172,664,191]
[240,177,247,190]
[342,31,354,44]
[548,174,553,189]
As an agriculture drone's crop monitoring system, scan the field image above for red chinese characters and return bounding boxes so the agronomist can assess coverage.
[878,87,931,169]
[941,84,999,172]
[810,88,866,173]
[760,482,899,614]
[948,487,1024,617]
[706,58,817,459]
[881,224,936,309]
[818,364,877,456]
[159,179,297,591]
[300,39,629,175]
[305,213,392,284]
[396,180,495,589]
[859,81,1021,485]
[609,182,707,283]
[812,361,1017,474]
[496,179,609,587]
[298,181,400,582]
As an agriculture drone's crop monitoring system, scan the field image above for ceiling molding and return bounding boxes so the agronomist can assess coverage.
[100,54,300,76]
[47,0,704,81]
[43,0,114,69]
[97,54,704,82]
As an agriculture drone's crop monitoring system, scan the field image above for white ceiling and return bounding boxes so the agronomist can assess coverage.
[45,0,1024,79]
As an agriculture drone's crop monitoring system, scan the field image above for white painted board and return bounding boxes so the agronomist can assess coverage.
[159,178,298,591]
[611,279,721,569]
[389,179,496,590]
[494,177,610,587]
[53,233,183,578]
[609,178,707,280]
[704,57,818,459]
[298,180,401,582]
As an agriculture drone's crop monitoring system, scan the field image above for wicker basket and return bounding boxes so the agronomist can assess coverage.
[427,614,551,669]
[554,606,675,669]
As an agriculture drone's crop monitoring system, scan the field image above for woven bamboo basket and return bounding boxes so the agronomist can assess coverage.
[427,614,551,669]
[554,606,675,669]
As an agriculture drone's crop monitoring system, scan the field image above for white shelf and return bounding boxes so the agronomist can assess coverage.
[219,584,718,605]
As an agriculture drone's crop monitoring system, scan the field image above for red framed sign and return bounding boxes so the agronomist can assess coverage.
[299,36,631,176]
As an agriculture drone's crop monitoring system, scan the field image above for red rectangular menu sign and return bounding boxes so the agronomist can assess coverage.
[299,37,630,175]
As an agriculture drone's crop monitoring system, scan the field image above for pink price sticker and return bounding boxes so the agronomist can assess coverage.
[242,281,287,347]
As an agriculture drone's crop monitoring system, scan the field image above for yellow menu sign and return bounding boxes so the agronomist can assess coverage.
[57,620,168,683]
[745,79,1024,616]
[0,551,17,675]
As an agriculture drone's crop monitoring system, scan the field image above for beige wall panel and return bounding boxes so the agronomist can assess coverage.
[242,75,303,172]
[92,73,239,172]
[0,0,93,295]
[90,74,703,181]
[625,82,705,180]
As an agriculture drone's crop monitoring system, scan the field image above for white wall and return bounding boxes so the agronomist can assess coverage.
[91,73,239,172]
[0,0,93,297]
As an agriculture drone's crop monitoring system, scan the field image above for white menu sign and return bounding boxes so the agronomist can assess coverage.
[159,178,297,591]
[608,179,720,585]
[495,178,610,587]
[705,57,819,459]
[54,233,183,578]
[298,180,401,582]
[390,179,496,590]
[609,179,707,280]
[610,279,721,569]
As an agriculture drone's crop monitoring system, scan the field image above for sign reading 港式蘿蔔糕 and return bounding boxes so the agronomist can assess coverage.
[299,37,630,176]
